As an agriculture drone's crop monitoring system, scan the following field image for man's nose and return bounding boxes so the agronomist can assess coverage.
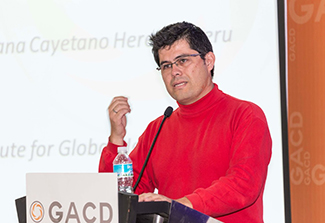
[171,62,182,76]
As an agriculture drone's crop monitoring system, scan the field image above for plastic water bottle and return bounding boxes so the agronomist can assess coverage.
[113,147,134,193]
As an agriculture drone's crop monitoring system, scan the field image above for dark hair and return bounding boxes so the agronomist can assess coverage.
[149,21,214,77]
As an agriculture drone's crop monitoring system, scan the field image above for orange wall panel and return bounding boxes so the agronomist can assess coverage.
[287,0,325,222]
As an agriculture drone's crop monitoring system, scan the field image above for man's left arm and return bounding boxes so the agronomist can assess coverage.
[186,111,272,217]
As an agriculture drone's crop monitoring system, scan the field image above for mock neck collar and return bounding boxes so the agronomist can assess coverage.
[177,83,222,116]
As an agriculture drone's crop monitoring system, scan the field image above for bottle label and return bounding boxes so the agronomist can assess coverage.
[113,164,133,178]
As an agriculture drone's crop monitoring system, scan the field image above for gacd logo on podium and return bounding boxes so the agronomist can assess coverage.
[26,173,118,223]
[30,201,44,222]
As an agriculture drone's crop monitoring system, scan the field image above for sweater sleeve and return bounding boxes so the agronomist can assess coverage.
[98,139,127,172]
[98,120,160,194]
[185,104,272,217]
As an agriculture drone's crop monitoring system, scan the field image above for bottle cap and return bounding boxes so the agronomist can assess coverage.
[118,147,128,153]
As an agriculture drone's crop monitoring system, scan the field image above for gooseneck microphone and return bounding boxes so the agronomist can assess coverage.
[133,106,173,192]
[163,106,173,118]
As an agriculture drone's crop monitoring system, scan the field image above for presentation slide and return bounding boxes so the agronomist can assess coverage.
[0,1,285,222]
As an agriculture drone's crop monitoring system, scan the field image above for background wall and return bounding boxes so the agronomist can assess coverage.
[287,0,325,222]
[0,0,285,222]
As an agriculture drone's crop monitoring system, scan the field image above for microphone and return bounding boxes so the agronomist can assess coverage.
[133,106,173,192]
[164,106,173,118]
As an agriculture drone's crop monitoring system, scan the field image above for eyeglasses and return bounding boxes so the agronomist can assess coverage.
[157,53,201,74]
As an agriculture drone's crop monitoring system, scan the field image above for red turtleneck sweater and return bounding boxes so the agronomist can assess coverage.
[99,84,272,223]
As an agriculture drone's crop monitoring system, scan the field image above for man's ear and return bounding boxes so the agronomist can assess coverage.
[204,52,215,72]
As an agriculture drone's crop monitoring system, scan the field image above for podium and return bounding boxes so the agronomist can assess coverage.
[118,192,222,223]
[17,173,222,223]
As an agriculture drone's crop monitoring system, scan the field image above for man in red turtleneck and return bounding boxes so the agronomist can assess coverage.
[99,22,272,223]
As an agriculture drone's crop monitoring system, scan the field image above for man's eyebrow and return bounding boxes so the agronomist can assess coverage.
[174,54,189,60]
[159,54,190,66]
[160,60,169,66]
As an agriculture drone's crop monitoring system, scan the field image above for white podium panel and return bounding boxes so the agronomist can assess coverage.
[26,173,118,223]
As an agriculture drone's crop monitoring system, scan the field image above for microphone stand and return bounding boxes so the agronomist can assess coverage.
[133,106,173,192]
